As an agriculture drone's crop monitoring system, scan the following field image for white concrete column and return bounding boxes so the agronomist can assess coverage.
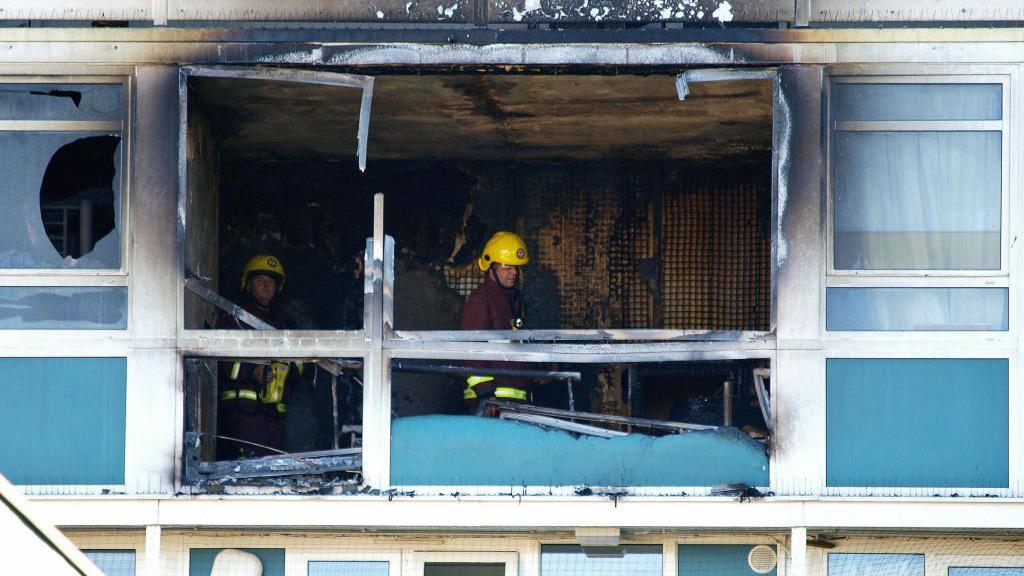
[789,527,808,576]
[144,525,161,576]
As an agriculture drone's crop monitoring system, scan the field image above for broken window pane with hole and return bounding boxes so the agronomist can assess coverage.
[183,356,363,487]
[0,131,121,269]
[183,74,370,330]
[389,358,770,487]
[0,83,122,121]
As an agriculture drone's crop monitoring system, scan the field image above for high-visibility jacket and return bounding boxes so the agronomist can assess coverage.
[459,274,530,401]
[215,297,302,458]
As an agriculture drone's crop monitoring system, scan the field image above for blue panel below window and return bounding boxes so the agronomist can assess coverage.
[0,357,125,485]
[543,545,662,576]
[829,554,924,576]
[0,287,127,329]
[826,287,1008,331]
[679,545,776,576]
[189,549,285,576]
[391,415,768,487]
[826,358,1008,488]
[84,550,136,576]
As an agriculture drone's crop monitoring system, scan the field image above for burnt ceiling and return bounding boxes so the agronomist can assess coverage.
[191,73,773,163]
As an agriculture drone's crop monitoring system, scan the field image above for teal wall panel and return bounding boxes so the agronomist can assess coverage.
[189,549,285,576]
[391,415,768,487]
[0,357,126,485]
[679,545,776,576]
[826,358,1008,488]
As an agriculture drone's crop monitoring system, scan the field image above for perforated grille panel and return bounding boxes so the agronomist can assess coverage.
[442,165,770,331]
[661,169,771,330]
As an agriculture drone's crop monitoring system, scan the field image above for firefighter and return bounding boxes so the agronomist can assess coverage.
[216,254,304,459]
[460,231,533,413]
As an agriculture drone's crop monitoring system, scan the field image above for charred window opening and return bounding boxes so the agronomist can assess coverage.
[40,135,120,260]
[183,73,371,330]
[184,72,773,335]
[362,74,774,333]
[390,358,770,488]
[183,356,364,488]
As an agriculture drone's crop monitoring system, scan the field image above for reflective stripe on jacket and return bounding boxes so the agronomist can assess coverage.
[459,275,531,399]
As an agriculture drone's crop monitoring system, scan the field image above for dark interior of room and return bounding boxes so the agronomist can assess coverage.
[185,71,774,333]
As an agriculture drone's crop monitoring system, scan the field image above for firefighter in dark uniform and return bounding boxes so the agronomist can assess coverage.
[460,231,532,413]
[216,254,304,459]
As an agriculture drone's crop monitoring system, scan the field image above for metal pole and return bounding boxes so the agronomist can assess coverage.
[331,372,340,450]
[79,198,93,255]
[723,379,733,427]
[566,379,575,412]
[391,360,581,381]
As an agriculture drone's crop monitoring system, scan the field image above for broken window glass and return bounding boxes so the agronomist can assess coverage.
[826,287,1007,331]
[0,83,121,121]
[0,286,126,329]
[0,132,121,269]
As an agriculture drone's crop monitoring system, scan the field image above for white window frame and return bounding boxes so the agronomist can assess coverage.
[825,73,1011,278]
[407,551,519,576]
[287,550,402,576]
[820,348,1018,498]
[823,69,1015,338]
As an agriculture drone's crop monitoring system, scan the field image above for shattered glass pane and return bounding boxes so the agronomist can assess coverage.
[0,83,122,121]
[0,131,121,269]
[0,287,126,329]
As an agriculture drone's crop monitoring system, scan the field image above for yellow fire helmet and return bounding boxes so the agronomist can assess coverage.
[241,254,286,291]
[478,231,530,272]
